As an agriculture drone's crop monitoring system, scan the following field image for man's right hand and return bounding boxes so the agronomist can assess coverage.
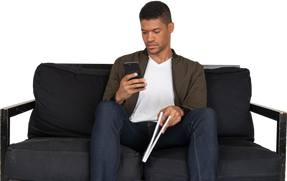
[115,73,147,104]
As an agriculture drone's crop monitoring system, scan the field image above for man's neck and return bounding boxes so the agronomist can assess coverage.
[148,48,173,64]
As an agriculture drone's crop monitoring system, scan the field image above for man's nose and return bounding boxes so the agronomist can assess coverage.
[147,32,155,42]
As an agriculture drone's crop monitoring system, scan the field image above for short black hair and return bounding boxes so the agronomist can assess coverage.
[139,1,172,26]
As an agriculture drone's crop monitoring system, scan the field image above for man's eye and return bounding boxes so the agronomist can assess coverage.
[142,31,159,34]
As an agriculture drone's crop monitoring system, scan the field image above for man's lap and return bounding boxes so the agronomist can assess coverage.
[112,102,215,154]
[154,107,217,151]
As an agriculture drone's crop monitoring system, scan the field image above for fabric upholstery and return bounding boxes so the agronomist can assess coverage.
[5,138,143,181]
[28,63,111,138]
[4,64,281,181]
[144,140,281,181]
[205,67,254,140]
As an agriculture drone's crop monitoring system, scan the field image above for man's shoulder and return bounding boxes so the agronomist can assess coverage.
[176,54,203,69]
[177,48,203,66]
[115,50,146,63]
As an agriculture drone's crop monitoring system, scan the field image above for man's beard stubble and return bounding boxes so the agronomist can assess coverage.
[146,42,163,55]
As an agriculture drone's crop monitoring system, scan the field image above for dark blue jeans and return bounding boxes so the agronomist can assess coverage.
[90,100,218,181]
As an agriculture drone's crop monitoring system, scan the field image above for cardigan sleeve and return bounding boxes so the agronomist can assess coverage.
[102,58,122,102]
[177,63,207,117]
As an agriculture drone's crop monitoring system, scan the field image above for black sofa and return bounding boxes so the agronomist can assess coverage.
[1,63,286,181]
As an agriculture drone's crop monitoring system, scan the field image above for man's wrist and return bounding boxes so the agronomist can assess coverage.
[180,107,185,116]
[115,91,124,105]
[177,106,185,117]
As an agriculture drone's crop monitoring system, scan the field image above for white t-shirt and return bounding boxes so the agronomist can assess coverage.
[129,56,174,123]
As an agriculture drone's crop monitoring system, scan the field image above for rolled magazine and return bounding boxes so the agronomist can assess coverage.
[142,112,171,162]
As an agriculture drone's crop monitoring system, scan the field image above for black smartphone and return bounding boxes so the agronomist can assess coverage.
[123,62,143,80]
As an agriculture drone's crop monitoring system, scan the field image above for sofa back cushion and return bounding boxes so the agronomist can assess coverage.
[29,63,253,140]
[205,67,253,141]
[28,63,111,138]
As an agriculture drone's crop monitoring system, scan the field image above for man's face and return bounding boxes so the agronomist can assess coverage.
[140,18,174,55]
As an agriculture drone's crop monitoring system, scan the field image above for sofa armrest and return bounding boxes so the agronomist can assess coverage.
[1,99,35,145]
[250,102,286,181]
[0,99,35,181]
[1,99,35,118]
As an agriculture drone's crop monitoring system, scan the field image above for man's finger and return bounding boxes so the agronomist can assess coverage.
[159,115,165,126]
[160,115,167,127]
[162,116,172,134]
[160,110,171,126]
[125,73,138,81]
[162,122,169,134]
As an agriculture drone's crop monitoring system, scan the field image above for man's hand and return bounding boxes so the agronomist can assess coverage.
[115,73,147,104]
[157,106,184,134]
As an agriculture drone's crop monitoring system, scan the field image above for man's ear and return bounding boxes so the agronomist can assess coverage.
[168,19,177,36]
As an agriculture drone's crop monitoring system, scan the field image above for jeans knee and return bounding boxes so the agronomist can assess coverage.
[96,100,120,115]
[204,107,217,124]
[94,100,122,125]
[206,107,216,115]
[186,107,218,129]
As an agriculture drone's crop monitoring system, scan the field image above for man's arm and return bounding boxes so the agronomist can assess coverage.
[102,58,122,101]
[158,63,207,133]
[180,64,207,111]
[178,106,185,115]
[115,91,125,105]
[156,106,183,133]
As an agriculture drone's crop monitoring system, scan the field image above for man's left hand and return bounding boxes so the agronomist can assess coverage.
[157,106,184,134]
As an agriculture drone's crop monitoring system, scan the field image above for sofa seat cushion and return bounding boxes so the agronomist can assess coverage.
[144,140,281,181]
[5,138,143,181]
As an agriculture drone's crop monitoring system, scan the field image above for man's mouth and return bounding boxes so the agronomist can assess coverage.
[147,43,157,49]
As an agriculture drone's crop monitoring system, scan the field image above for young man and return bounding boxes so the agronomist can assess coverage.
[90,1,218,181]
